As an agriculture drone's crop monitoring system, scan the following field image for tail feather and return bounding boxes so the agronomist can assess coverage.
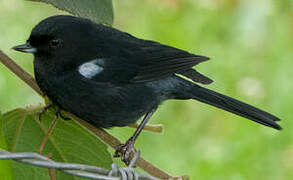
[190,85,281,130]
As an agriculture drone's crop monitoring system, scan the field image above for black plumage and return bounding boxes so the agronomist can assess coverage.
[12,15,281,163]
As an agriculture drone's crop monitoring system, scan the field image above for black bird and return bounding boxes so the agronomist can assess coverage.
[12,15,281,164]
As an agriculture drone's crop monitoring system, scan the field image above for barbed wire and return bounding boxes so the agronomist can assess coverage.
[0,149,160,180]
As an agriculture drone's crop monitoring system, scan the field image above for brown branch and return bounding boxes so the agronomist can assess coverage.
[129,123,163,133]
[0,50,188,180]
[44,154,56,180]
[38,116,58,154]
[0,51,43,96]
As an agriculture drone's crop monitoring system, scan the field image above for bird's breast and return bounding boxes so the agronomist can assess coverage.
[35,67,161,127]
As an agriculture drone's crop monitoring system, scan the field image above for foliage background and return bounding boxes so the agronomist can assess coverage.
[0,0,292,179]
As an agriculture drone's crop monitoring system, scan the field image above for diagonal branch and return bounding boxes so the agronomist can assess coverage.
[0,50,188,180]
[0,51,43,96]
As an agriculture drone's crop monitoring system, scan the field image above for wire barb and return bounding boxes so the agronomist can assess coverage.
[0,149,159,180]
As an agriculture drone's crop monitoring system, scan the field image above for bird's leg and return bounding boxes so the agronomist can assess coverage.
[39,103,53,121]
[39,103,71,121]
[114,108,156,165]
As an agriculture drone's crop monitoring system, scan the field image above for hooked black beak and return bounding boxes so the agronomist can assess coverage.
[12,42,37,53]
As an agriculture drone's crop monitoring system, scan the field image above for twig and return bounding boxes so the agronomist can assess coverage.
[0,50,188,179]
[45,154,56,180]
[38,116,58,154]
[129,123,163,133]
[0,51,43,96]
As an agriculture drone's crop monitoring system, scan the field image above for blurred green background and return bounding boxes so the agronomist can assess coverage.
[0,0,292,179]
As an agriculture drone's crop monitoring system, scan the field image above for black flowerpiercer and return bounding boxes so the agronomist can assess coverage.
[13,15,281,164]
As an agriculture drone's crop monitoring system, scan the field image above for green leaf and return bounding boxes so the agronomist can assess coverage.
[30,0,114,26]
[2,106,113,180]
[0,111,14,180]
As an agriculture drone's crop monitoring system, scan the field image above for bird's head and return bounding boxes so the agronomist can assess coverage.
[12,15,98,65]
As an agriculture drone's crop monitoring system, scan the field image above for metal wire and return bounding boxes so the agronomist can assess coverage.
[0,149,160,180]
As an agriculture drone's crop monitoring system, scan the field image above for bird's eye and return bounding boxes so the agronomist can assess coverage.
[50,39,61,47]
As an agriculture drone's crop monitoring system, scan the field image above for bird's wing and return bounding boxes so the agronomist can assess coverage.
[88,25,213,85]
[128,41,213,84]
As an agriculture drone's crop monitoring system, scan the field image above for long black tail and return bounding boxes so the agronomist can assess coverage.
[189,85,281,130]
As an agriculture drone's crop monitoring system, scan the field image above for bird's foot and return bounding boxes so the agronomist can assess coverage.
[39,104,71,121]
[114,138,136,165]
[55,108,71,120]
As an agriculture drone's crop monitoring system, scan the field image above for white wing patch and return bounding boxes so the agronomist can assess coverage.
[78,59,104,79]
